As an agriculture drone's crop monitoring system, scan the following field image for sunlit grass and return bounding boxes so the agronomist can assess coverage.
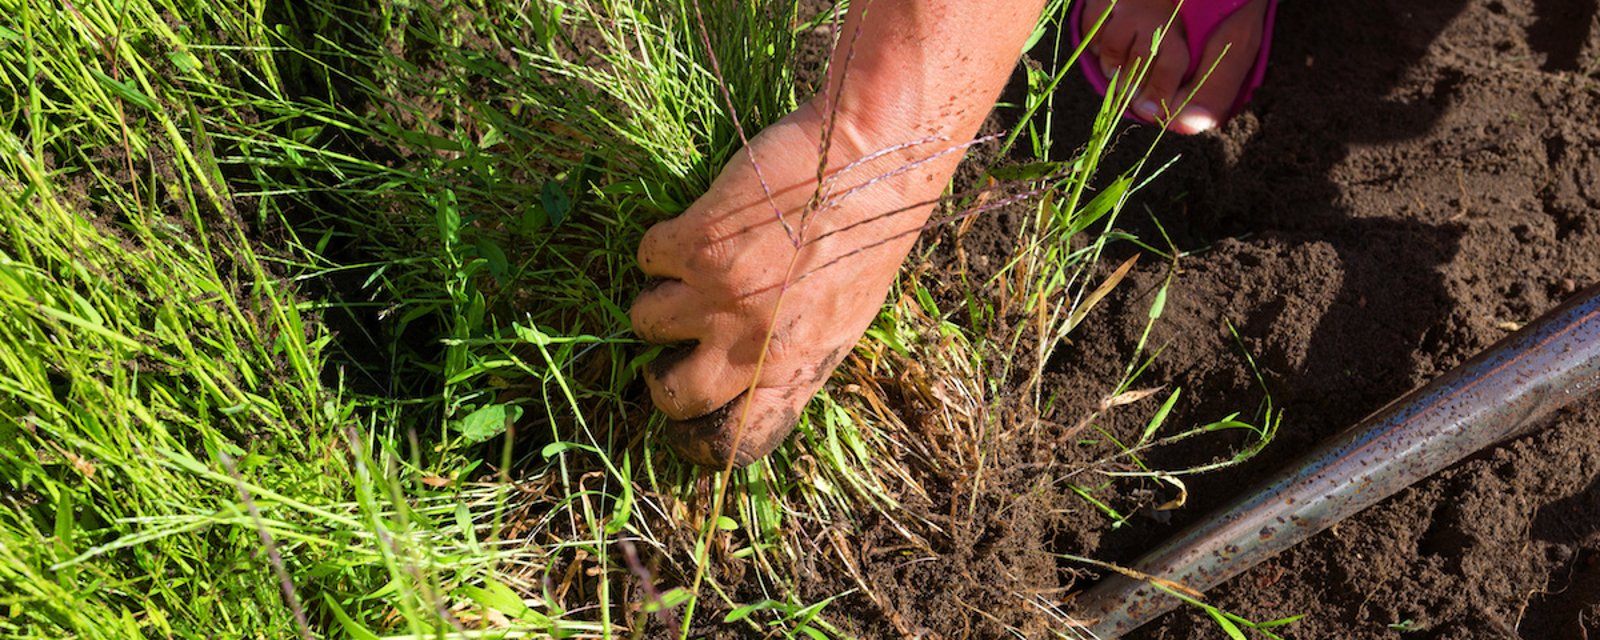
[0,0,1283,637]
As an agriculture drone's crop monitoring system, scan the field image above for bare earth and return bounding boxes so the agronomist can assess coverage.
[1040,0,1600,637]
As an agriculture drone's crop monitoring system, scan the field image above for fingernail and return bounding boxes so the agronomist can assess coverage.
[1134,99,1161,120]
[1175,108,1218,134]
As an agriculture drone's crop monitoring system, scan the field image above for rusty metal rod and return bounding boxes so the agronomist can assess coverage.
[1073,283,1600,638]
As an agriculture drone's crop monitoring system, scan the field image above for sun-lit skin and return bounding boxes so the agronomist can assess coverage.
[630,0,1274,466]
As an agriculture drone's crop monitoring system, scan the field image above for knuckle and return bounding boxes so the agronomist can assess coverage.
[638,224,672,269]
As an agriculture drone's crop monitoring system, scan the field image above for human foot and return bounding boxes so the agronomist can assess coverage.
[1078,0,1276,134]
[630,100,958,466]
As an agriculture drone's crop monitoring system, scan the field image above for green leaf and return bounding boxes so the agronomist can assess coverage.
[788,596,835,627]
[159,448,210,475]
[475,238,509,282]
[724,599,782,623]
[541,181,571,227]
[480,125,506,148]
[541,440,599,458]
[794,626,829,640]
[605,452,634,534]
[595,294,631,329]
[390,126,463,152]
[1204,606,1248,640]
[514,323,551,346]
[521,203,548,235]
[1140,388,1181,443]
[1149,282,1169,320]
[290,125,323,144]
[166,50,202,73]
[914,285,940,317]
[987,160,1061,182]
[716,516,738,531]
[1259,613,1306,628]
[435,189,461,246]
[643,587,692,613]
[454,403,521,443]
[322,594,380,640]
[1071,176,1132,235]
[89,68,156,112]
[863,326,909,356]
[459,578,551,625]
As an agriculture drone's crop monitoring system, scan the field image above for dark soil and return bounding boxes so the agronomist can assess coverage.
[671,1,1600,637]
[1024,0,1600,637]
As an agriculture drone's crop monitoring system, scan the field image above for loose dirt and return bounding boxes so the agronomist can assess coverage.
[635,0,1600,636]
[1028,0,1600,637]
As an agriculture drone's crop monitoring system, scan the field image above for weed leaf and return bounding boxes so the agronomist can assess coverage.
[475,238,509,282]
[321,594,380,640]
[541,441,600,459]
[455,403,521,443]
[541,181,571,227]
[88,68,156,112]
[1205,606,1248,640]
[724,599,782,623]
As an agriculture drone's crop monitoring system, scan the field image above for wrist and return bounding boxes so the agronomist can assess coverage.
[809,0,1041,160]
[799,88,979,183]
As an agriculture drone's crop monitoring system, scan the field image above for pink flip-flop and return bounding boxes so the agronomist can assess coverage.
[1071,0,1278,125]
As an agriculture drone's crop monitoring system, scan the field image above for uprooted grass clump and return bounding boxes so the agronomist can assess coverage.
[0,0,1282,637]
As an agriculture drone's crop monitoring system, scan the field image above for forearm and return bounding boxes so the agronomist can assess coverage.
[816,0,1046,155]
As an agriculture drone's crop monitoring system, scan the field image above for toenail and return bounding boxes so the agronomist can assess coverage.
[1134,99,1161,120]
[1176,108,1218,134]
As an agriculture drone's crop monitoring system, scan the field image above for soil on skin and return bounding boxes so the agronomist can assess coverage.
[1024,0,1600,637]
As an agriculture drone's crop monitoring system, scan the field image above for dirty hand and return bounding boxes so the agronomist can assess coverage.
[630,100,953,466]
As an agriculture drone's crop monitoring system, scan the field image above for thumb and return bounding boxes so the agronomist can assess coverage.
[662,384,811,468]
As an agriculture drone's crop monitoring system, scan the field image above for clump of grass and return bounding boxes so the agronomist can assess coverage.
[0,0,1284,637]
[0,0,575,636]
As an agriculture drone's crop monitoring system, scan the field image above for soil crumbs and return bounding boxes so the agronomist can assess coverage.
[1037,0,1600,638]
[807,0,1600,638]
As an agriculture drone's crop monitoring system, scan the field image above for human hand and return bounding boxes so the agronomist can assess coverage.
[630,101,954,466]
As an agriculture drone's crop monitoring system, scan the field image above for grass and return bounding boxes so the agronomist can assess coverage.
[0,0,1285,637]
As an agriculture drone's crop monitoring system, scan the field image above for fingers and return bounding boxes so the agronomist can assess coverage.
[629,279,709,344]
[645,341,748,421]
[663,384,808,467]
[637,218,688,280]
[1172,5,1266,134]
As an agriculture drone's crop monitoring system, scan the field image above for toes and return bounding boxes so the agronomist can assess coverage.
[629,279,708,344]
[663,385,806,467]
[1086,0,1190,115]
[1080,0,1114,57]
[1131,21,1191,121]
[644,341,747,421]
[1172,0,1269,134]
[1090,5,1139,81]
